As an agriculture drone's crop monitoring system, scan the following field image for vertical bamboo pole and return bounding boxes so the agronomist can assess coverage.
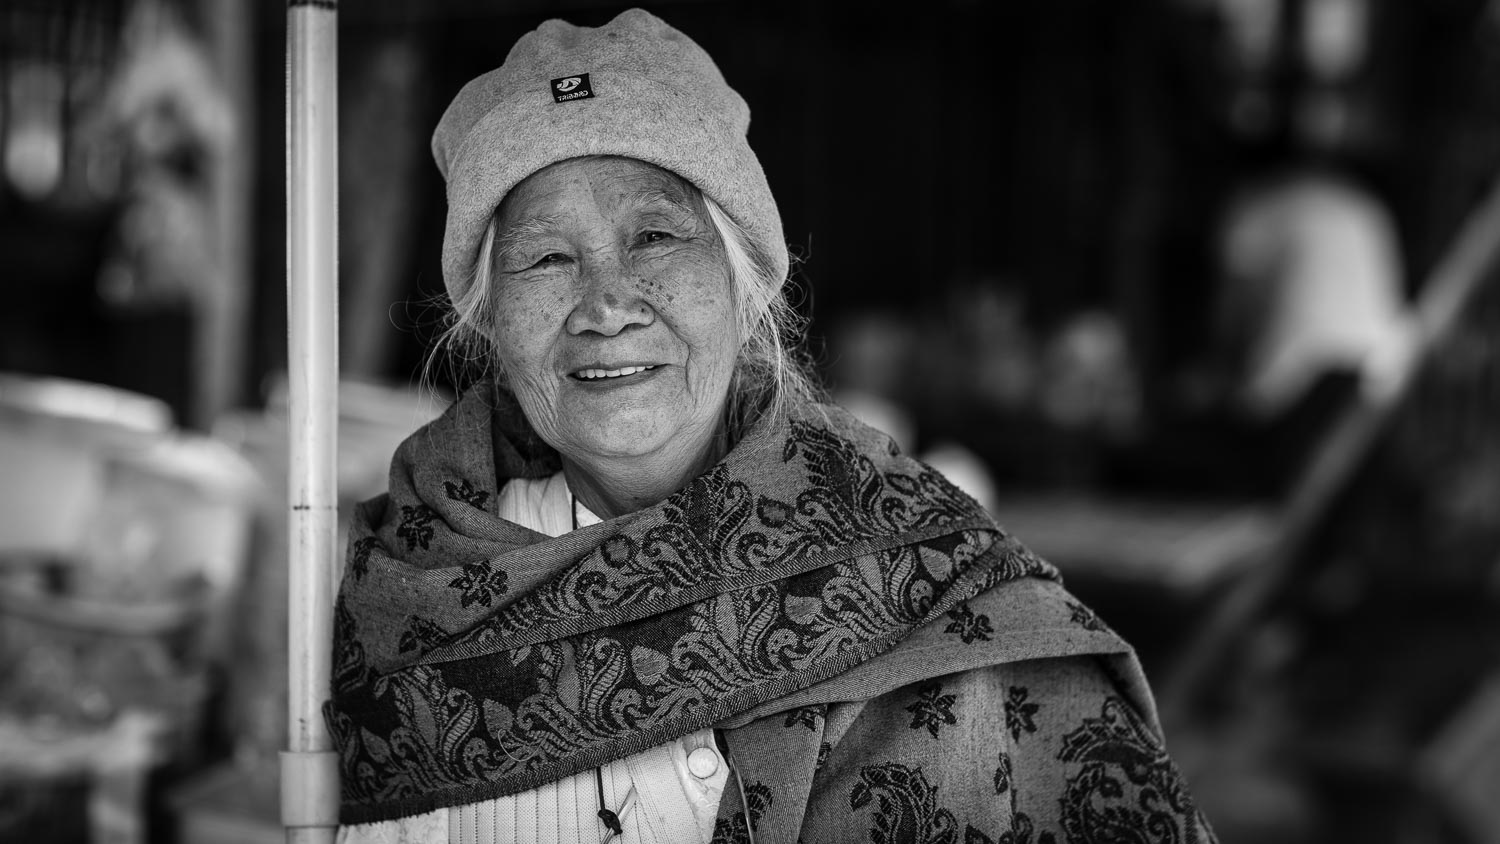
[284,1,340,842]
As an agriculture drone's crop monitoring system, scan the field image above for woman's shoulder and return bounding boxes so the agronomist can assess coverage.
[800,655,1212,844]
[854,572,1137,700]
[719,630,1213,844]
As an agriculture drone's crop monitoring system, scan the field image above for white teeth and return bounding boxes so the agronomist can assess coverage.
[575,365,657,380]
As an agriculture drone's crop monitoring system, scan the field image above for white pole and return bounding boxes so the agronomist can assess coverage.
[284,1,340,842]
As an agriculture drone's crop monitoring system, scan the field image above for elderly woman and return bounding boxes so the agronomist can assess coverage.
[329,9,1215,844]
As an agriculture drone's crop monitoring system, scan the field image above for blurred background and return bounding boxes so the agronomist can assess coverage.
[2,0,1499,841]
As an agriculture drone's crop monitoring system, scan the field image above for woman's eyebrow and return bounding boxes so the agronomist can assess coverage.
[623,186,698,217]
[494,213,567,263]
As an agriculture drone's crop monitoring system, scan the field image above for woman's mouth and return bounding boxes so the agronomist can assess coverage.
[570,364,660,381]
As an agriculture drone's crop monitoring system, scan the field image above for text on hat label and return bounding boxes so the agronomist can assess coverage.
[551,74,595,103]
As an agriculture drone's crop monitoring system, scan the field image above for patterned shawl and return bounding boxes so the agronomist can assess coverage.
[326,384,1137,825]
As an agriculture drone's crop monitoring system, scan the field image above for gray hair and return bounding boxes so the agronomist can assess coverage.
[429,188,819,438]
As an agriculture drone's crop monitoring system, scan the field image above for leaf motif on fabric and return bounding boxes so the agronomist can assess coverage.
[447,559,508,608]
[356,724,395,777]
[849,763,959,844]
[397,615,449,655]
[919,544,956,581]
[1065,600,1109,633]
[442,478,491,510]
[349,536,379,580]
[530,641,564,694]
[1057,696,1204,844]
[994,751,1013,795]
[1005,686,1040,742]
[905,682,959,739]
[784,706,824,731]
[944,603,995,644]
[395,504,438,551]
[579,637,628,717]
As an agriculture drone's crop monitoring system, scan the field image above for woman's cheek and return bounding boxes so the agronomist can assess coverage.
[492,310,549,386]
[494,285,560,348]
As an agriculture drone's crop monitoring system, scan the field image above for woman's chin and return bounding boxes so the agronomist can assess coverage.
[536,379,729,466]
[548,412,670,457]
[553,410,721,469]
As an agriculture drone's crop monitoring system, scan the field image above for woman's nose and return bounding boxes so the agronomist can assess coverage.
[566,256,655,336]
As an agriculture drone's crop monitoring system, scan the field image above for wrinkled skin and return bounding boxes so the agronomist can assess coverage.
[488,156,740,518]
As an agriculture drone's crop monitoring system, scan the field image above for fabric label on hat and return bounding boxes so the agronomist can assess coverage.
[551,74,595,103]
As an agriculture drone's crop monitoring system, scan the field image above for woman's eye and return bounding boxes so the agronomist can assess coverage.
[532,252,569,267]
[638,230,671,245]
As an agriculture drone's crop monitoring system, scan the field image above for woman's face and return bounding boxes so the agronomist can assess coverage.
[488,156,740,470]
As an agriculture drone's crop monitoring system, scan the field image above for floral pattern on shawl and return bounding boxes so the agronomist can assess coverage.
[710,656,1217,844]
[327,387,1058,823]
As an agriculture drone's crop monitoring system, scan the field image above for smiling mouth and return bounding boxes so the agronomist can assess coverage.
[570,365,660,381]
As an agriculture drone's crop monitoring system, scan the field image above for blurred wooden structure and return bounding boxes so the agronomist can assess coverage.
[1001,158,1500,727]
[1420,667,1500,844]
[1157,161,1500,722]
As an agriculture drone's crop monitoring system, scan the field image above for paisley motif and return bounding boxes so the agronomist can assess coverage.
[849,763,958,844]
[327,392,1059,823]
[1056,697,1203,844]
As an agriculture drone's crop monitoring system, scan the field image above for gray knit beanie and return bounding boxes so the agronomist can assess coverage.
[431,7,787,300]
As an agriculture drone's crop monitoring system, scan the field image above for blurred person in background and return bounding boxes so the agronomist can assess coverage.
[327,9,1215,844]
[1209,165,1410,419]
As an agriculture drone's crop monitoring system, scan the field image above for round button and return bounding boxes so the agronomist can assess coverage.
[686,746,720,779]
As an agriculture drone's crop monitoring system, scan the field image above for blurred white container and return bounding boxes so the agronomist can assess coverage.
[0,373,171,559]
[79,433,263,604]
[0,372,261,608]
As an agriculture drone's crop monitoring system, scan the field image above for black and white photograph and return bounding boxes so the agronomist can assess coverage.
[1,1,1498,842]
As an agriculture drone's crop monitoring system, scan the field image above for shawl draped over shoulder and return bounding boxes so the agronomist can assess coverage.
[326,384,1215,842]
